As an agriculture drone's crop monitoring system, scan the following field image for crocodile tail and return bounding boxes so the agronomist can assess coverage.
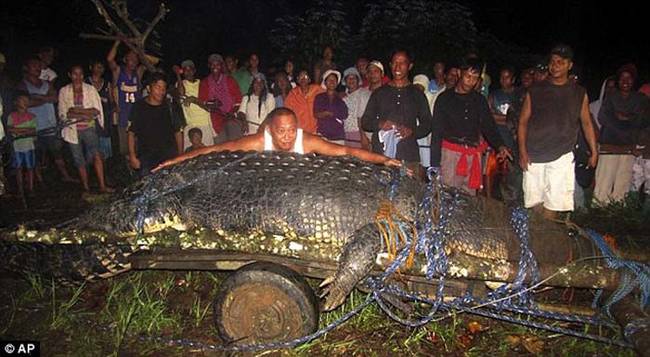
[0,240,133,283]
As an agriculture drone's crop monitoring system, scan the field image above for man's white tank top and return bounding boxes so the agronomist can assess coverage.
[263,128,304,154]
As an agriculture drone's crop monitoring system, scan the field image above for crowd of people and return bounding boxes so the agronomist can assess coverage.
[0,42,649,217]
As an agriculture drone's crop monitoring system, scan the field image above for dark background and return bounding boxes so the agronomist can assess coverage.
[1,0,648,98]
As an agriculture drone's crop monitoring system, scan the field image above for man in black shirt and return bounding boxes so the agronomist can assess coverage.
[431,57,511,195]
[361,50,431,174]
[127,72,183,177]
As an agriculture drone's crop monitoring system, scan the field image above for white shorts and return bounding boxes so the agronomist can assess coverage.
[523,151,575,211]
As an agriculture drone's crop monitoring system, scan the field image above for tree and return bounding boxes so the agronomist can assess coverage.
[354,0,478,70]
[269,0,351,70]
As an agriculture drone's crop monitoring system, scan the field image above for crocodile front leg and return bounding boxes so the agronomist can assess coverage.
[320,224,381,311]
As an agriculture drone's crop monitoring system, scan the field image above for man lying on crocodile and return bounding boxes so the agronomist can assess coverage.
[155,107,402,171]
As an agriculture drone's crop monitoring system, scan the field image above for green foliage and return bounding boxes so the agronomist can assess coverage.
[355,0,477,64]
[100,273,180,353]
[269,0,351,69]
[189,295,211,328]
[574,192,649,237]
[25,273,46,300]
[50,280,86,330]
[269,0,534,75]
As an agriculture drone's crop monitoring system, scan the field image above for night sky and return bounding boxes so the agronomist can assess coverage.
[1,0,647,97]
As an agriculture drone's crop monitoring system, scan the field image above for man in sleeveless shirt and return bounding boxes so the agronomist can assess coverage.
[518,44,598,220]
[154,107,402,172]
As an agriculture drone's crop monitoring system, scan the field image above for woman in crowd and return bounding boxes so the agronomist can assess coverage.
[593,64,648,205]
[285,69,323,134]
[238,74,275,135]
[342,67,370,149]
[313,70,347,144]
[273,71,292,108]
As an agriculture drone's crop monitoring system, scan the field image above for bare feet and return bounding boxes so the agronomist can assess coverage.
[99,186,115,193]
[62,176,80,184]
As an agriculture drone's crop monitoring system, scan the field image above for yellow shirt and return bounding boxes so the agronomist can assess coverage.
[182,79,211,127]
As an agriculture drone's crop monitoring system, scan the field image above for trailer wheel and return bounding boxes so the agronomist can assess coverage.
[213,262,319,345]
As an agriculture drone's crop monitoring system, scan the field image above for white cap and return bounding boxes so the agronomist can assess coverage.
[321,69,342,89]
[368,60,384,74]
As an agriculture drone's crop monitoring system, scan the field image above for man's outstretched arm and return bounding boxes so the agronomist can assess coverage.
[304,133,401,167]
[153,134,263,172]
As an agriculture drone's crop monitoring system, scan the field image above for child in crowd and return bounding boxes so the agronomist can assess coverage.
[185,127,205,153]
[7,92,37,197]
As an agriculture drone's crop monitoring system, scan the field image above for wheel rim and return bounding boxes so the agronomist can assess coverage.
[220,282,305,343]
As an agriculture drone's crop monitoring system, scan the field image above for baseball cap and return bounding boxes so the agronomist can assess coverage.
[368,60,384,74]
[550,44,574,60]
[181,59,195,68]
[207,53,224,64]
[412,74,430,89]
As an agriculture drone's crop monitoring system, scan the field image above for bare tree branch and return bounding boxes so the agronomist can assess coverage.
[82,0,166,73]
[142,3,168,43]
[89,0,124,37]
[80,33,124,41]
[110,0,142,39]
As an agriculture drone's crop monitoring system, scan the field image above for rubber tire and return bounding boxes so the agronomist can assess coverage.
[213,262,319,345]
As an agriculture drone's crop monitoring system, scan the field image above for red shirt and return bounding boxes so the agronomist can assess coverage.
[198,74,242,134]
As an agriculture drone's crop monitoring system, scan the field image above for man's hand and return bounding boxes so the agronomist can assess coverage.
[384,158,401,168]
[384,159,415,177]
[615,111,631,121]
[152,157,181,172]
[496,145,513,161]
[519,150,530,171]
[378,119,396,131]
[395,125,413,139]
[129,155,141,170]
[236,112,249,134]
[588,152,598,169]
[315,110,334,119]
[205,99,222,112]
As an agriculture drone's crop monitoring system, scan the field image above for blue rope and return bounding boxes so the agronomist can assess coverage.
[486,206,540,307]
[583,229,650,315]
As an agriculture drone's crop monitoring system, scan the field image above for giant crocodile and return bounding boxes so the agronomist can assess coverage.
[0,151,646,319]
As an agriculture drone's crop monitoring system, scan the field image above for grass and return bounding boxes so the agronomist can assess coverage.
[189,295,211,328]
[0,270,638,356]
[50,280,86,330]
[574,191,650,237]
[99,272,181,353]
